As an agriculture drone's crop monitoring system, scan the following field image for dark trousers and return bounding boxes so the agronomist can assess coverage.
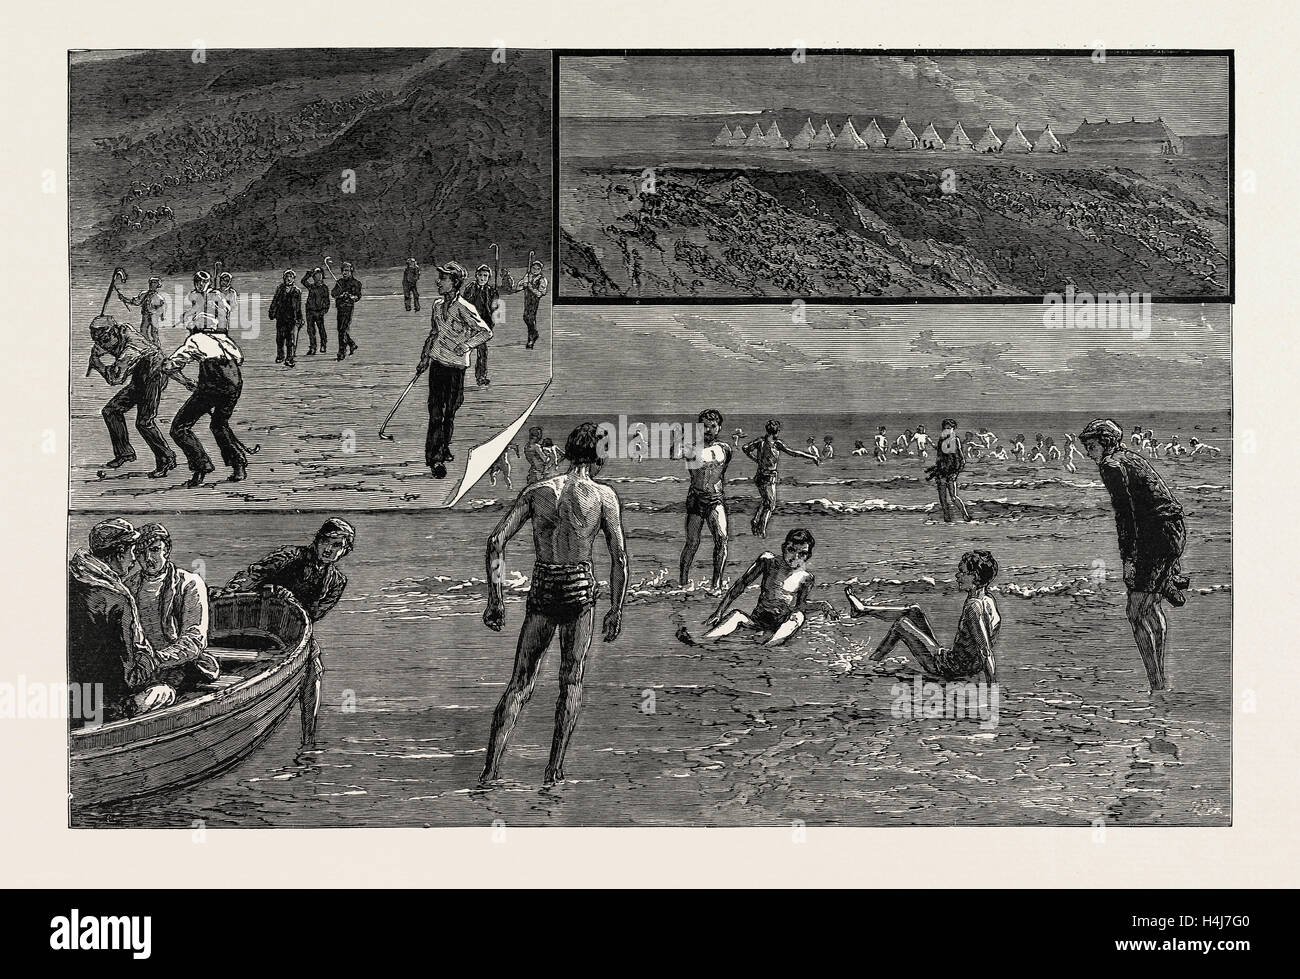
[524,309,539,347]
[275,321,298,363]
[336,305,357,353]
[305,311,327,352]
[474,343,489,384]
[425,362,466,468]
[404,283,420,312]
[102,367,173,467]
[170,367,245,473]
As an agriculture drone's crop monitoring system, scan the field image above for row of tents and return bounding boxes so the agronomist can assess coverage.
[712,117,1065,153]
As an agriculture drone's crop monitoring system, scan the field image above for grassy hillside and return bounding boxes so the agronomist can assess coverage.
[70,49,551,277]
[560,162,1228,298]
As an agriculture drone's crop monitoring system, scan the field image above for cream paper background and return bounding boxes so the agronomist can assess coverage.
[1,1,1289,887]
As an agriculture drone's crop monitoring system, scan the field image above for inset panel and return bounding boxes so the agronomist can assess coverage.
[558,51,1230,301]
[69,48,553,509]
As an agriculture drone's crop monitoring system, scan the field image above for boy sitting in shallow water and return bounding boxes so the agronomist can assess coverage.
[687,528,839,647]
[844,549,1001,683]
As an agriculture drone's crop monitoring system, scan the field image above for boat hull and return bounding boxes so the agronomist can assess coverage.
[69,592,313,812]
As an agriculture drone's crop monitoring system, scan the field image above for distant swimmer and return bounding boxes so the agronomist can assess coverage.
[911,425,930,460]
[1029,440,1047,464]
[822,435,835,460]
[1131,425,1144,449]
[978,428,998,449]
[488,443,519,489]
[1187,437,1221,457]
[1046,437,1061,462]
[481,422,629,786]
[805,436,822,462]
[1011,433,1027,461]
[731,428,745,450]
[679,409,732,591]
[989,444,1009,461]
[742,419,821,538]
[894,429,913,456]
[523,426,549,483]
[1063,433,1084,473]
[873,426,889,463]
[846,549,1000,684]
[691,528,838,647]
[1142,430,1158,458]
[852,440,869,456]
[1080,418,1189,693]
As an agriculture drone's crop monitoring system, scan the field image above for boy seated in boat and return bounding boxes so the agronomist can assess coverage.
[691,528,839,647]
[844,549,1001,683]
[124,522,220,694]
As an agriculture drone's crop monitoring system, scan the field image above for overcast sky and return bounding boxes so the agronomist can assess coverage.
[561,55,1230,135]
[548,304,1230,414]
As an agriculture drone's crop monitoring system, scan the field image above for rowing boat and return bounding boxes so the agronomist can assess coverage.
[69,591,314,811]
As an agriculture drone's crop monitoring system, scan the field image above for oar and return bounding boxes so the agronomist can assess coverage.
[378,372,420,441]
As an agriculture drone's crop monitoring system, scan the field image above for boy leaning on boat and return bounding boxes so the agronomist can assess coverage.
[67,519,219,725]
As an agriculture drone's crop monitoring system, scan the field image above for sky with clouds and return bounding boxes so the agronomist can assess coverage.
[549,304,1230,414]
[561,54,1229,135]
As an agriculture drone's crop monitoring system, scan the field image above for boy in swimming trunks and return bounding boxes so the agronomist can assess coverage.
[845,549,1001,684]
[928,418,972,522]
[680,408,732,591]
[481,422,629,785]
[874,426,889,463]
[1063,433,1083,473]
[742,419,820,538]
[852,440,869,456]
[523,426,549,484]
[699,528,838,647]
[912,425,930,460]
[488,442,518,489]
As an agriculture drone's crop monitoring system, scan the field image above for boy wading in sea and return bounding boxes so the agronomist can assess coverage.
[927,418,972,522]
[1079,418,1189,693]
[690,528,838,647]
[846,549,1001,684]
[679,409,732,591]
[742,419,820,538]
[480,423,629,786]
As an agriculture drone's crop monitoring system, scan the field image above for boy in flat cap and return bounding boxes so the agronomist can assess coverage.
[461,263,499,387]
[300,268,330,356]
[125,522,220,692]
[116,274,167,345]
[268,269,304,367]
[402,258,422,313]
[507,260,548,349]
[416,261,493,479]
[221,518,355,741]
[330,261,362,360]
